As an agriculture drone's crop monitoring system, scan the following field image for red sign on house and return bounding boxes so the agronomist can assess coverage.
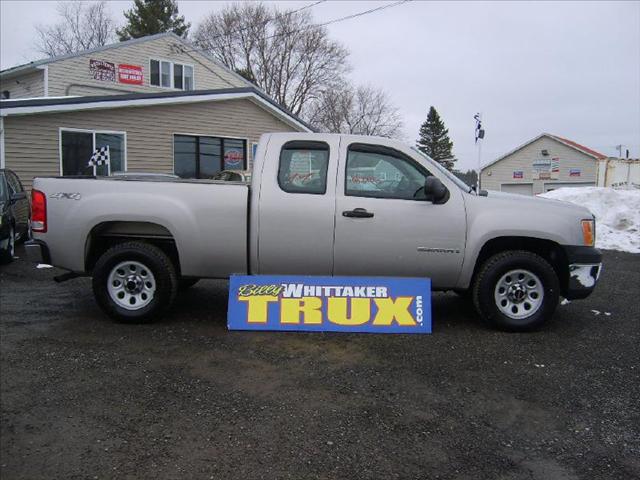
[118,64,144,85]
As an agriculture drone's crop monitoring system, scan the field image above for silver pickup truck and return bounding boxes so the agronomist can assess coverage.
[25,133,602,331]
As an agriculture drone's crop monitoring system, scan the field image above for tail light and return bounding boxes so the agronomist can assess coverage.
[31,189,47,233]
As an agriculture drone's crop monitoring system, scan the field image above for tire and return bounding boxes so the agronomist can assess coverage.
[92,241,178,323]
[0,225,15,265]
[472,250,560,332]
[178,278,200,291]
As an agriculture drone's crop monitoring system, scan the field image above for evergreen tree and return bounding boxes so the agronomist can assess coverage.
[416,106,456,170]
[117,0,190,41]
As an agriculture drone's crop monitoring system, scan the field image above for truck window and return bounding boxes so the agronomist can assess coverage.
[346,144,431,200]
[278,141,329,194]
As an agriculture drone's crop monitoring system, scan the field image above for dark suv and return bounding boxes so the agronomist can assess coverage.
[1,169,29,263]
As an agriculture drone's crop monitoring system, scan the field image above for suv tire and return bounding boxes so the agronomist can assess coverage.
[92,241,178,323]
[472,250,560,331]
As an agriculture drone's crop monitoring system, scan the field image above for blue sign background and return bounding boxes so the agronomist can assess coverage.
[228,275,432,334]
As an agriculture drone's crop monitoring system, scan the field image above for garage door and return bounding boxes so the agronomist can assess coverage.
[544,182,595,192]
[501,183,533,196]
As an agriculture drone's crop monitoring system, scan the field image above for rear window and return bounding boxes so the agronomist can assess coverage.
[278,141,329,194]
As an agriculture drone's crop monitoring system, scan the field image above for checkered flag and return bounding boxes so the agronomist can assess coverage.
[88,145,110,167]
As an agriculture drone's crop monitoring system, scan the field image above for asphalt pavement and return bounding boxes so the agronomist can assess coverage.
[1,247,638,480]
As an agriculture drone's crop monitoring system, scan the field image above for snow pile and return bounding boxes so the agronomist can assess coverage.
[540,187,640,253]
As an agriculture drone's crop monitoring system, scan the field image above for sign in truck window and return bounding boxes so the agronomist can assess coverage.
[89,59,115,82]
[118,64,143,85]
[228,275,432,334]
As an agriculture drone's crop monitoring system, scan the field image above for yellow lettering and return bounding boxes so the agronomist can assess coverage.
[281,297,323,324]
[239,295,279,323]
[373,297,416,326]
[327,297,370,326]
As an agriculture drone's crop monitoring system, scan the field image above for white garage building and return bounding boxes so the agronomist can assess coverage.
[480,133,607,195]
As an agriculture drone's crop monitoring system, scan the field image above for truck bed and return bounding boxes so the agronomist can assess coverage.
[32,176,250,277]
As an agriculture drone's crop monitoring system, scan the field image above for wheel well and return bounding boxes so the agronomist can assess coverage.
[85,221,181,274]
[471,236,569,293]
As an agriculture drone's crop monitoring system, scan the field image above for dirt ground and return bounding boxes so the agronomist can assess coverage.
[1,247,639,480]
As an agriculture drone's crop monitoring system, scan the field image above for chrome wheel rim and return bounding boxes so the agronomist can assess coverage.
[107,261,156,310]
[494,269,544,320]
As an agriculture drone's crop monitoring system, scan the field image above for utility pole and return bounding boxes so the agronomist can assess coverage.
[474,113,484,192]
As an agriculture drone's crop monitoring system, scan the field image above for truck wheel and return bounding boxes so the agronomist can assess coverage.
[0,225,15,264]
[92,241,178,323]
[472,250,559,332]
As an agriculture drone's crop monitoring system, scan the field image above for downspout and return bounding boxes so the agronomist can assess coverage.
[37,65,49,97]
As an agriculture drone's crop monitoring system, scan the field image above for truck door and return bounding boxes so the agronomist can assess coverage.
[332,141,466,288]
[255,135,339,275]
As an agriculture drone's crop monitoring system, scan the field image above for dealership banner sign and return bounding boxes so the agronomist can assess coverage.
[118,64,143,85]
[89,59,115,82]
[228,275,432,334]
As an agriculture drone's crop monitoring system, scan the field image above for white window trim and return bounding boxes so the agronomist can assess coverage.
[0,117,5,169]
[58,127,127,176]
[172,132,249,176]
[149,58,196,91]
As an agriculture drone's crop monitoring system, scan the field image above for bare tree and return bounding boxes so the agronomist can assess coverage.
[193,3,349,116]
[35,1,116,57]
[308,84,404,139]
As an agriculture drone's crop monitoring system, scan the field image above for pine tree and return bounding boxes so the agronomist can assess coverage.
[416,106,456,170]
[117,0,190,41]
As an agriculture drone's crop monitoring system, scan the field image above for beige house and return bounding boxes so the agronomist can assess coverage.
[480,133,608,195]
[0,34,311,189]
[0,32,249,98]
[0,89,311,190]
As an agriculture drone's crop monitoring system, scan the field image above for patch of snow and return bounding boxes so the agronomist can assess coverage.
[604,312,611,316]
[591,309,601,316]
[560,298,571,305]
[36,263,53,269]
[540,187,640,253]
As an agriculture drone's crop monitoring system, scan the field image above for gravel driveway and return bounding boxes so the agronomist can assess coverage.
[1,248,638,479]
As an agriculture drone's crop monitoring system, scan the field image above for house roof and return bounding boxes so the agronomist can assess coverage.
[0,32,252,89]
[0,86,314,132]
[481,133,607,171]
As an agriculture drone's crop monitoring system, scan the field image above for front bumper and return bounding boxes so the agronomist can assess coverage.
[562,245,602,300]
[24,239,51,264]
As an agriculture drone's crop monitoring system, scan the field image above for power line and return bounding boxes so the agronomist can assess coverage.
[182,0,412,54]
[197,0,327,45]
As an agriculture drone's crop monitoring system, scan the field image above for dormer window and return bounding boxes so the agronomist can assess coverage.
[150,59,194,90]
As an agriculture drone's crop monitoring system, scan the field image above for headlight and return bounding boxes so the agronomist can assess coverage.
[581,219,595,246]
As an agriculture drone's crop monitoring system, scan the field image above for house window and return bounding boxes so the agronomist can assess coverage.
[150,59,194,90]
[60,129,125,176]
[174,135,246,179]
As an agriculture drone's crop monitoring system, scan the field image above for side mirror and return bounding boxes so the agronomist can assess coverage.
[424,176,448,204]
[10,191,27,203]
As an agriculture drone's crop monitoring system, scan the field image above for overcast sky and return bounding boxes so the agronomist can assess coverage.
[1,0,639,169]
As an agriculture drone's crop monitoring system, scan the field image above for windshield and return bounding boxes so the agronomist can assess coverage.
[411,147,475,194]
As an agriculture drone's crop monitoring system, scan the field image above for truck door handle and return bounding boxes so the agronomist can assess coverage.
[342,208,374,218]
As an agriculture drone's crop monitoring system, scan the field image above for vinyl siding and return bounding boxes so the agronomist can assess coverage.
[46,35,247,97]
[3,98,300,190]
[0,70,45,99]
[480,136,598,195]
